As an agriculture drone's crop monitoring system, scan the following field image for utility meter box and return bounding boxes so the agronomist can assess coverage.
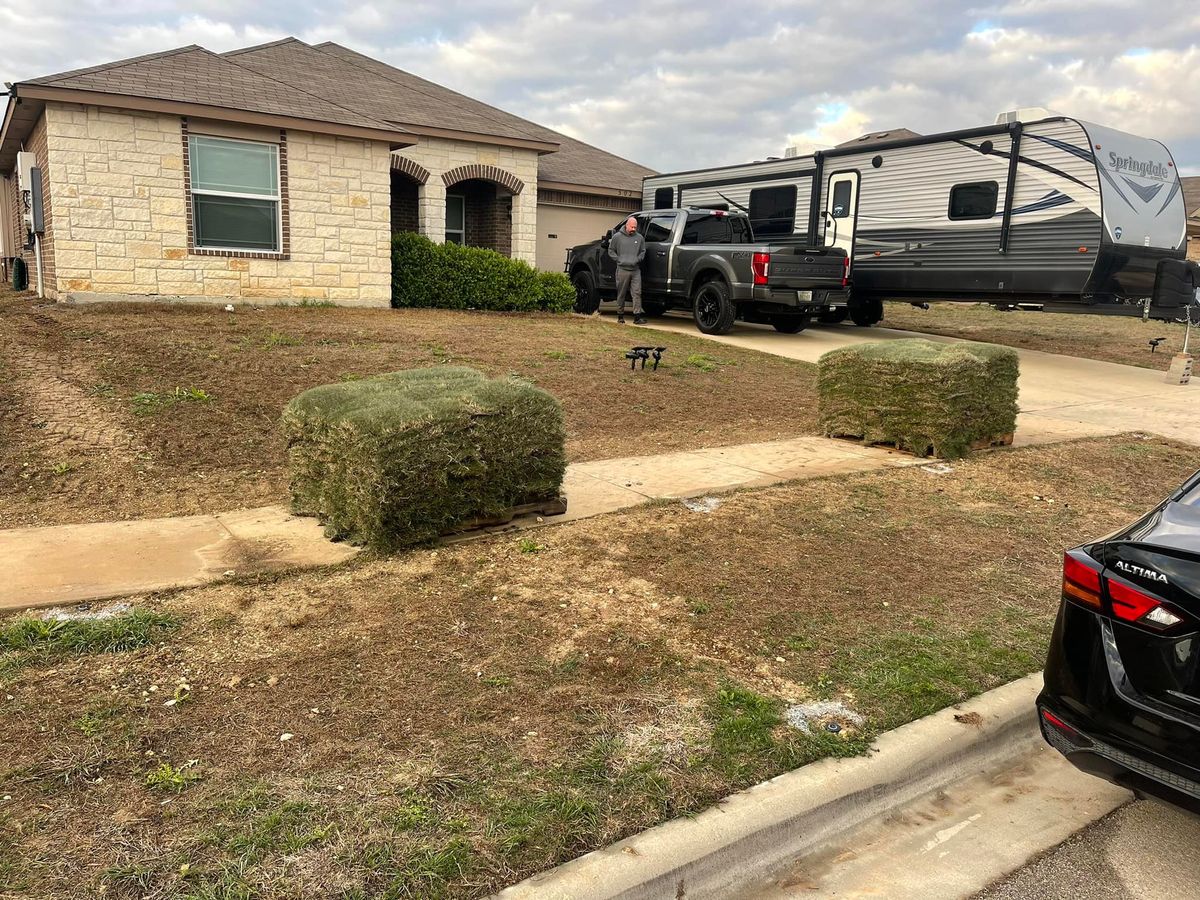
[16,151,37,193]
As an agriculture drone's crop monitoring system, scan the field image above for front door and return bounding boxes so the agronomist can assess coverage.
[824,171,859,271]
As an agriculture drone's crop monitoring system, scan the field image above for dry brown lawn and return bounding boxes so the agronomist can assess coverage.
[881,300,1191,371]
[0,286,817,528]
[2,435,1195,899]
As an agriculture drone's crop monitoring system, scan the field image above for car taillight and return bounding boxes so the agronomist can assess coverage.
[1062,550,1102,609]
[841,255,850,287]
[752,252,770,286]
[1107,577,1184,629]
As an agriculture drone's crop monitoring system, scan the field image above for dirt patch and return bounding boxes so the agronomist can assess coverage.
[2,435,1195,898]
[881,301,1189,371]
[0,286,818,527]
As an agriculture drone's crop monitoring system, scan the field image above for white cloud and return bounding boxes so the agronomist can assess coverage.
[1,0,1197,177]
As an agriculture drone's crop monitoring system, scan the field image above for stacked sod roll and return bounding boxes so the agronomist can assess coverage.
[282,367,566,550]
[818,338,1019,459]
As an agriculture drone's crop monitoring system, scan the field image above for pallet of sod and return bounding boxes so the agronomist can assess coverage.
[818,338,1018,459]
[282,367,566,550]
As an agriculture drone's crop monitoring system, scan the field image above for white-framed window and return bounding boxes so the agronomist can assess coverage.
[188,134,282,252]
[445,194,466,245]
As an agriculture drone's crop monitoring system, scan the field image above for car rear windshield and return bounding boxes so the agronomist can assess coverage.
[681,213,752,245]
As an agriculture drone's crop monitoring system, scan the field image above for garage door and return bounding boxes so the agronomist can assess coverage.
[536,205,629,272]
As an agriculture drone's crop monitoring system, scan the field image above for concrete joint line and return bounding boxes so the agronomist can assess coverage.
[494,674,1045,900]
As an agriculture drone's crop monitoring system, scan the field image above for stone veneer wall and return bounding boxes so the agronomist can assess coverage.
[45,102,392,306]
[393,136,539,265]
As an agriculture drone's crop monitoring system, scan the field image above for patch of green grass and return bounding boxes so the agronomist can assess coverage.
[544,350,570,361]
[101,863,156,894]
[387,795,434,832]
[145,760,203,792]
[687,598,711,615]
[260,332,303,349]
[685,353,720,372]
[50,460,77,476]
[296,298,336,308]
[0,609,178,654]
[490,790,599,858]
[385,839,474,898]
[480,674,512,688]
[205,791,336,870]
[517,538,543,554]
[131,386,213,415]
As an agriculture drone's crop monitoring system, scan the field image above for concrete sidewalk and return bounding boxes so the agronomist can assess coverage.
[644,316,1200,447]
[1,435,913,613]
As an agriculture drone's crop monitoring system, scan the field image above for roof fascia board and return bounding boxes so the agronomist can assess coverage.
[16,84,417,147]
[395,121,559,153]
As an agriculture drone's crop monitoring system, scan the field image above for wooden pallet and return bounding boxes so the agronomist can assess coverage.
[829,432,1015,456]
[442,495,568,536]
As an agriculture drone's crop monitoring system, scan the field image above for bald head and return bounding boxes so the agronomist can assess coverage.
[624,217,638,234]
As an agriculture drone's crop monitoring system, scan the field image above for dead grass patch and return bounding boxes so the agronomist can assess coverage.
[0,286,817,527]
[0,435,1195,897]
[882,300,1188,370]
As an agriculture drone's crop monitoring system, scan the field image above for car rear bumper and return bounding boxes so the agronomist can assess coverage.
[1039,600,1200,813]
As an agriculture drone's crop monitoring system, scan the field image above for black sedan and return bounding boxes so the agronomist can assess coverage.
[1039,468,1200,813]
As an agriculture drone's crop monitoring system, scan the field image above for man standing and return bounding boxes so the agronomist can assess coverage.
[608,216,646,324]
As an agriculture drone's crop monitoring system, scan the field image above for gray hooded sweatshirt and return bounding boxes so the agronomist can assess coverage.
[608,229,646,270]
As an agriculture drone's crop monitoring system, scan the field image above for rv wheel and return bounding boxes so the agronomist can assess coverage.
[692,279,737,335]
[850,298,883,327]
[770,315,811,333]
[818,308,848,325]
[571,269,600,314]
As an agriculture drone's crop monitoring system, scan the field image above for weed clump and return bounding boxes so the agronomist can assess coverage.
[818,338,1018,458]
[1,609,178,654]
[282,367,566,551]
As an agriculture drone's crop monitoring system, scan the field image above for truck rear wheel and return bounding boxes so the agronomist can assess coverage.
[692,279,737,335]
[770,315,810,334]
[571,269,600,314]
[850,298,883,327]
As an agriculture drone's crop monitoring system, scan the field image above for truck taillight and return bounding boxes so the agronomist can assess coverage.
[842,255,849,287]
[752,252,770,286]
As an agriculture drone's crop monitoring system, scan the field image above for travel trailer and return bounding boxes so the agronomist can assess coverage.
[642,109,1189,323]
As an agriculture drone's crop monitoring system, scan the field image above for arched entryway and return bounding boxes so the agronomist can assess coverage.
[442,164,524,257]
[390,155,430,235]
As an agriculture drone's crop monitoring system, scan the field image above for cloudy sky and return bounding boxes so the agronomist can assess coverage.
[3,1,1198,174]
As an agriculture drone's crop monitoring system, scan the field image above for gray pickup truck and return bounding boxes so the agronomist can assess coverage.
[564,208,850,334]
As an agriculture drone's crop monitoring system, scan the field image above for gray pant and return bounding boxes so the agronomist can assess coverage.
[615,266,643,316]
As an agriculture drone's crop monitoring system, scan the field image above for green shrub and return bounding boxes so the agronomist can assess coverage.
[391,232,573,312]
[536,270,576,313]
[281,366,566,551]
[818,339,1019,459]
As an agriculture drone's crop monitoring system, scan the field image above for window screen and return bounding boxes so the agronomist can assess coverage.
[748,186,797,237]
[188,135,281,251]
[948,181,998,220]
[654,187,675,209]
[642,214,677,243]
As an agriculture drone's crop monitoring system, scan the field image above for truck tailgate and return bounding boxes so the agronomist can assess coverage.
[766,247,847,288]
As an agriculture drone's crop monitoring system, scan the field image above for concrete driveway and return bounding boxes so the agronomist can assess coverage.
[643,316,1200,447]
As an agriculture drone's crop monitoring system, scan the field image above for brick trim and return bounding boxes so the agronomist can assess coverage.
[442,163,524,195]
[390,154,430,185]
[182,117,291,260]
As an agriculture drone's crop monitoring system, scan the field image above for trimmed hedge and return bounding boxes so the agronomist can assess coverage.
[818,338,1019,459]
[281,366,566,551]
[391,232,574,313]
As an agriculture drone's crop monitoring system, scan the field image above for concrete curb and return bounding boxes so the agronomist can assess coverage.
[494,673,1045,900]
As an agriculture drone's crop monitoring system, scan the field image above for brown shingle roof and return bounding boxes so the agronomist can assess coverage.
[1181,176,1200,218]
[23,44,403,136]
[228,40,560,147]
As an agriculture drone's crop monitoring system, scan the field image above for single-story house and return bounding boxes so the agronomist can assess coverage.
[1182,176,1200,260]
[0,38,654,305]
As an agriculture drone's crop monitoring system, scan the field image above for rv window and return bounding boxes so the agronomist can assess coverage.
[748,186,797,237]
[830,180,853,219]
[642,214,677,243]
[654,187,675,209]
[948,181,998,220]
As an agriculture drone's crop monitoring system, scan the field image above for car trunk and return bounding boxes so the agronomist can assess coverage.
[1096,477,1200,721]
